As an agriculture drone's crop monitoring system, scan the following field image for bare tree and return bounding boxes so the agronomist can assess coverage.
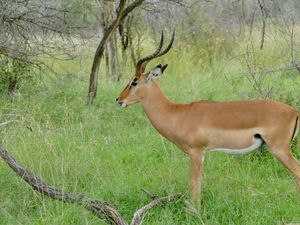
[0,0,76,97]
[87,0,145,105]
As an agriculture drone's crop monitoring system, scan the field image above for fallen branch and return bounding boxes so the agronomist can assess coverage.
[0,120,16,127]
[0,145,180,225]
[140,188,157,200]
[131,191,181,225]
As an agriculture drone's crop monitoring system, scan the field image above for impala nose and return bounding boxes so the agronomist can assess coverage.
[115,97,125,107]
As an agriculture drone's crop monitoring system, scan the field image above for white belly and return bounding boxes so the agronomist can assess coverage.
[207,137,263,155]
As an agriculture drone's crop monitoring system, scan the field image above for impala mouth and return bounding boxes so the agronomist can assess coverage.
[116,97,126,108]
[118,101,126,108]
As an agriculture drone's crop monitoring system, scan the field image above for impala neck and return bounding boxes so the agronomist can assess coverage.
[139,81,178,138]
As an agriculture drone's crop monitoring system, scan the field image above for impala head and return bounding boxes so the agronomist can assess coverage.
[116,31,175,108]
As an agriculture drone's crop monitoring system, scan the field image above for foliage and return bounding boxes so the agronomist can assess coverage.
[0,58,40,96]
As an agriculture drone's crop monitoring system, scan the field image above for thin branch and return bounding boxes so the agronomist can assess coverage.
[0,120,16,127]
[257,0,267,50]
[290,17,300,74]
[121,0,145,21]
[140,188,157,200]
[130,193,181,225]
[243,48,266,98]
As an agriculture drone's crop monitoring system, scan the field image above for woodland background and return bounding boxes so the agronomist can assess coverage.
[0,0,300,224]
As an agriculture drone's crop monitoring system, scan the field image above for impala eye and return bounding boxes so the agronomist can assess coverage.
[130,78,138,87]
[131,81,137,86]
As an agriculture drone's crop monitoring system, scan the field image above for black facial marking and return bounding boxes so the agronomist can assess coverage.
[129,78,138,89]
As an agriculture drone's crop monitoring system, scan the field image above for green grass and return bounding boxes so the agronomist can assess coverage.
[0,35,300,224]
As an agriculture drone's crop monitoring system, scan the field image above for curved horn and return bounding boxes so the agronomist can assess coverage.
[151,30,175,59]
[136,31,175,74]
[136,32,164,74]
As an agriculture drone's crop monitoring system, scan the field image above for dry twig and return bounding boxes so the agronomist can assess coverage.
[290,18,300,74]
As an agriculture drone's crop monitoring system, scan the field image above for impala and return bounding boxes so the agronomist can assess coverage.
[116,32,300,201]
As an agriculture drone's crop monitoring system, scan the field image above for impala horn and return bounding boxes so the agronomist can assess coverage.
[136,30,175,75]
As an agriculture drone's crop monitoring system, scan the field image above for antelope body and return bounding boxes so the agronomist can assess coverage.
[116,32,300,201]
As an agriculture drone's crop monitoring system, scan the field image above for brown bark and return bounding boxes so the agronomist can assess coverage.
[119,15,134,68]
[110,33,121,81]
[7,75,18,97]
[101,2,111,80]
[7,58,25,98]
[105,45,110,79]
[257,0,267,50]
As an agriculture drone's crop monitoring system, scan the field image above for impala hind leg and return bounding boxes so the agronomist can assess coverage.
[188,149,204,202]
[270,147,300,193]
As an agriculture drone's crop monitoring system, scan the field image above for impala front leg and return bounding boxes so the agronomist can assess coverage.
[189,148,204,202]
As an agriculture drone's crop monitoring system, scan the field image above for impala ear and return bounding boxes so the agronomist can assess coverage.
[146,64,168,82]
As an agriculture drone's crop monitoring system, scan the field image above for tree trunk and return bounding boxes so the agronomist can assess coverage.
[7,58,23,98]
[110,33,121,81]
[87,0,145,105]
[7,75,18,97]
[106,2,121,81]
[100,1,111,80]
[105,45,110,80]
[119,15,134,70]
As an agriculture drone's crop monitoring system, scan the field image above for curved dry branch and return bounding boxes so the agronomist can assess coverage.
[0,145,181,225]
[130,193,181,225]
[0,146,127,225]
